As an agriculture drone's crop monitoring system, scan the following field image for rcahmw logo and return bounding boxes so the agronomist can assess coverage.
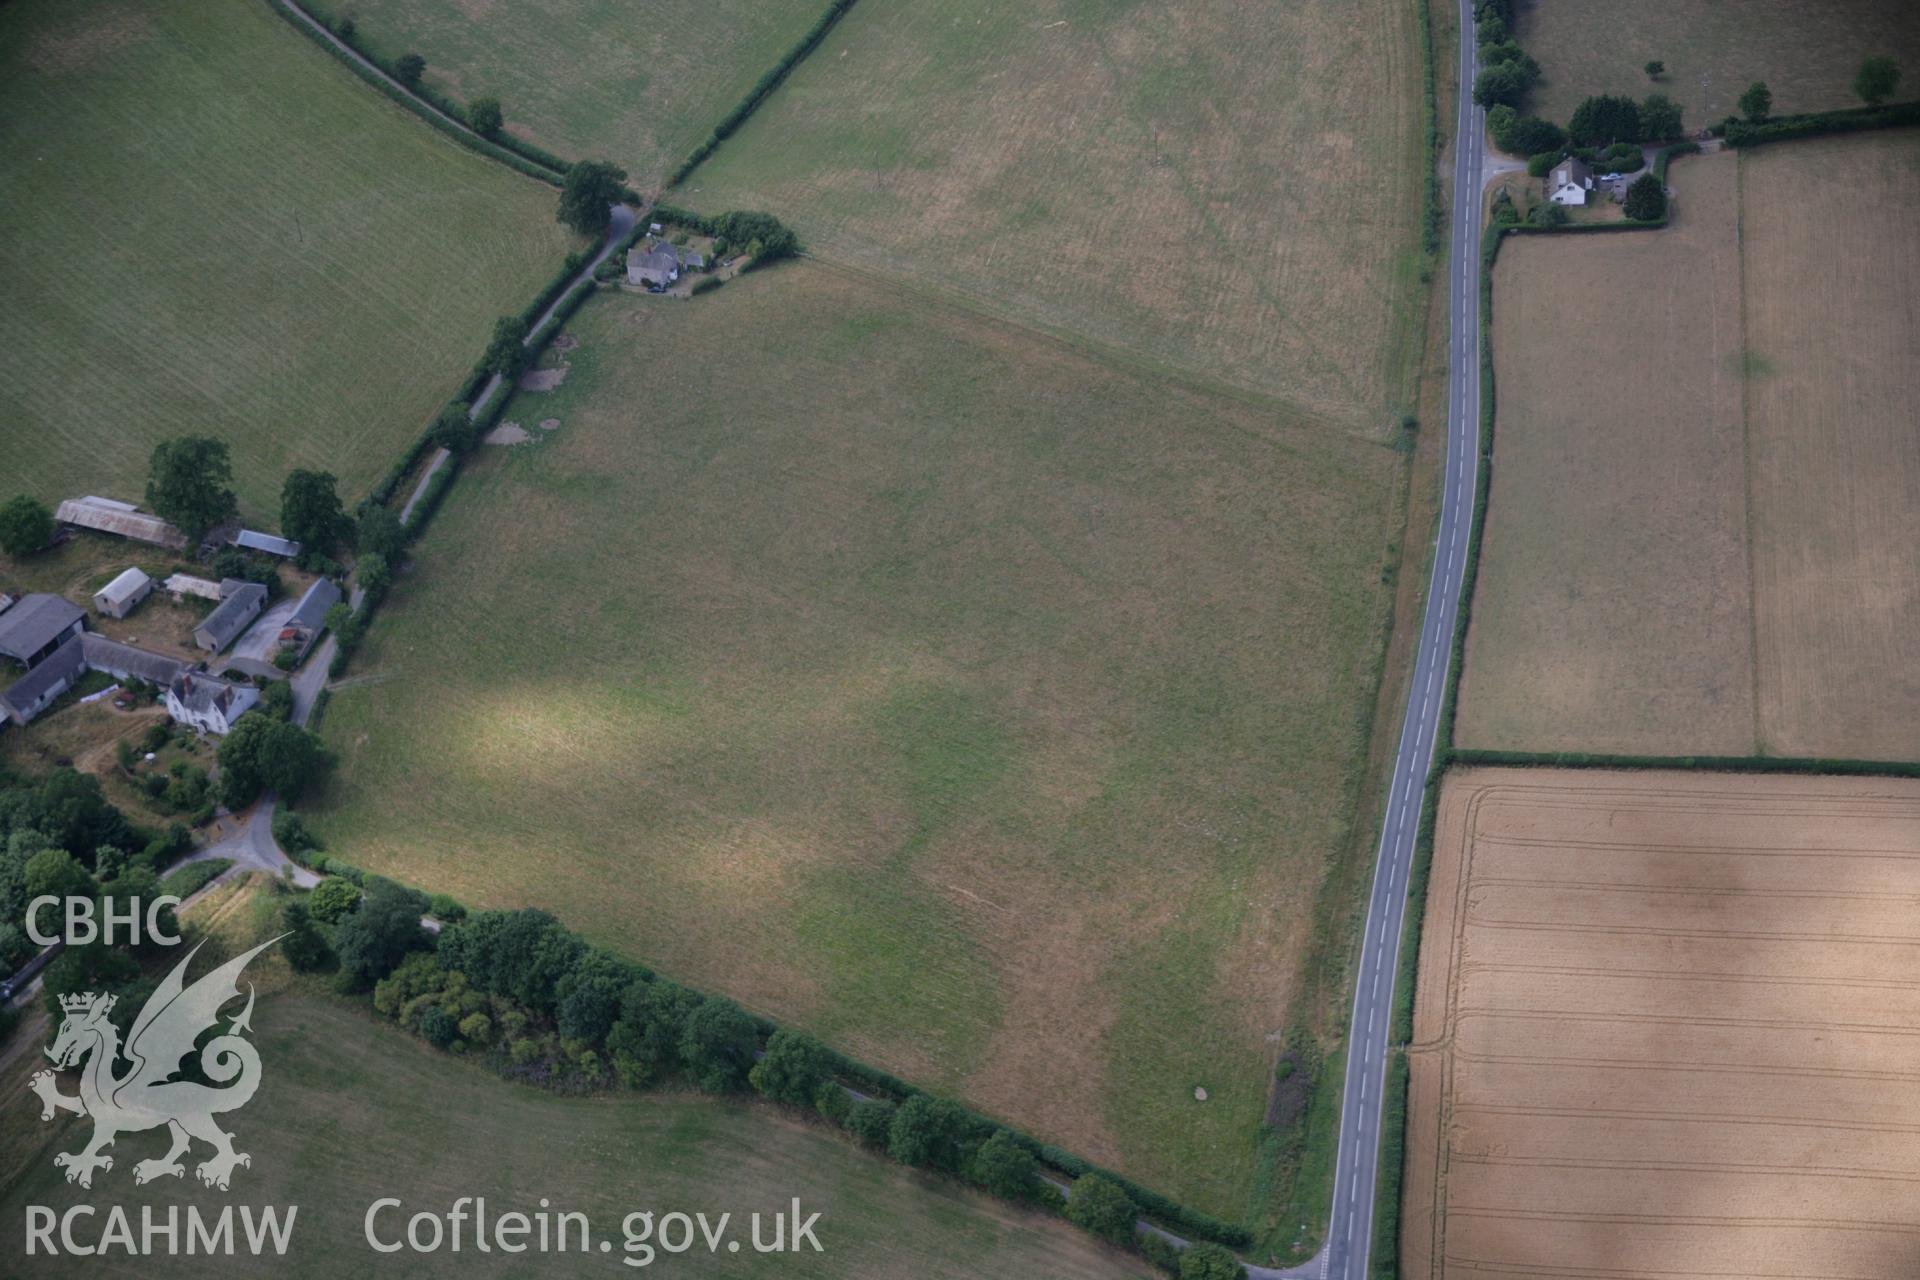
[22,937,299,1259]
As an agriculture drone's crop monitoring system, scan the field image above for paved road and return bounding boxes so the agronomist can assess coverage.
[1298,4,1487,1277]
[398,202,636,528]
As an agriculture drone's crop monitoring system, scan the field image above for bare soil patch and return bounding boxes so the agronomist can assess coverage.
[1409,766,1920,1278]
[482,422,532,446]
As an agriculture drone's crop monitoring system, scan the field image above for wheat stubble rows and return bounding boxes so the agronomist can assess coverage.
[1405,768,1920,1278]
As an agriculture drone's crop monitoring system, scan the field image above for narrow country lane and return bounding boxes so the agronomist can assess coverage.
[1286,3,1487,1275]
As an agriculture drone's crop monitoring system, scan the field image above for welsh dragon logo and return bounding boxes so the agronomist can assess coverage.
[30,937,281,1191]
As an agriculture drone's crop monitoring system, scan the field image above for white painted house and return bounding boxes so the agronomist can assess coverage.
[166,671,259,735]
[1547,156,1595,206]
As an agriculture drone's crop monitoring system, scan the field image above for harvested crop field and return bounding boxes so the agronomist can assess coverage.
[1455,154,1754,756]
[0,0,577,519]
[1517,0,1920,126]
[1405,766,1920,1279]
[682,0,1430,429]
[306,263,1408,1216]
[301,0,827,190]
[1457,134,1920,760]
[1741,131,1920,761]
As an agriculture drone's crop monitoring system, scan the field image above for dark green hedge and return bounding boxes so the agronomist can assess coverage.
[1450,749,1920,777]
[1370,1053,1411,1279]
[1723,99,1920,148]
[1416,0,1444,254]
[668,0,862,186]
[266,0,563,186]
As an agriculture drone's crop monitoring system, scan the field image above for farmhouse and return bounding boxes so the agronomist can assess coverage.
[193,581,267,653]
[0,594,87,669]
[165,671,259,736]
[54,497,188,551]
[230,529,301,558]
[628,240,701,288]
[93,567,155,619]
[1547,156,1595,206]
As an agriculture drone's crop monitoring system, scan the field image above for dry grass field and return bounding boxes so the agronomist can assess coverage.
[1458,133,1920,760]
[0,0,577,519]
[305,265,1407,1217]
[303,0,827,189]
[1405,766,1920,1279]
[681,0,1430,430]
[1742,132,1920,760]
[1455,154,1755,755]
[1517,0,1920,127]
[0,880,1149,1280]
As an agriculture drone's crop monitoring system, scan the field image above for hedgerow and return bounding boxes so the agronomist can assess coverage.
[1720,98,1920,147]
[265,0,564,185]
[668,0,863,185]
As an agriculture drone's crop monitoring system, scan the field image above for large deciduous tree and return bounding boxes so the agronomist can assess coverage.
[1854,57,1901,107]
[146,436,237,542]
[556,159,627,236]
[1624,172,1667,221]
[1738,80,1773,122]
[1639,93,1684,141]
[279,469,345,553]
[0,495,53,557]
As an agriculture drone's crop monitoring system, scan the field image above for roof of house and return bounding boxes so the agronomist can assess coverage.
[79,633,188,687]
[0,594,86,662]
[195,582,267,649]
[55,498,188,551]
[168,670,253,719]
[0,594,13,617]
[96,567,153,606]
[287,577,343,632]
[0,633,87,717]
[1550,156,1593,187]
[232,529,301,557]
[633,242,684,276]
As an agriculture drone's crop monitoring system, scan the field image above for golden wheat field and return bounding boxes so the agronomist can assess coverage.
[1405,766,1920,1278]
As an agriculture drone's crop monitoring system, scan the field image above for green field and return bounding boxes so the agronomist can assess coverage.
[0,888,1146,1279]
[1518,0,1920,126]
[305,0,829,189]
[679,0,1428,430]
[306,265,1405,1218]
[0,0,577,521]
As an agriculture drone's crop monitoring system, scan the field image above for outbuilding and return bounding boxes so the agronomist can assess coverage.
[93,567,155,619]
[0,594,87,669]
[230,529,302,558]
[193,581,267,654]
[54,497,188,551]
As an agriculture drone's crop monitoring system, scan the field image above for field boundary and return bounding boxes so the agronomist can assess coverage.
[1719,98,1920,148]
[301,847,1252,1251]
[265,0,568,185]
[668,0,864,187]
